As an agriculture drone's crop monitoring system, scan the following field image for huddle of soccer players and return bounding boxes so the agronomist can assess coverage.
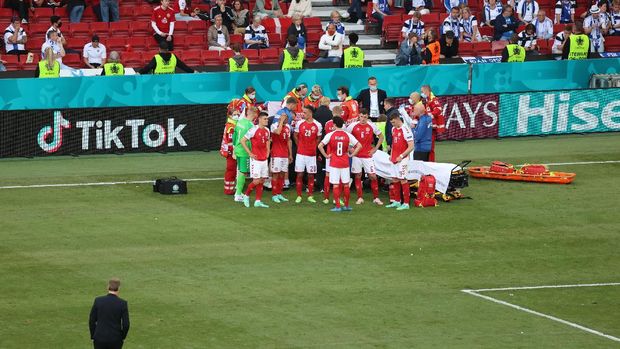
[225,84,440,211]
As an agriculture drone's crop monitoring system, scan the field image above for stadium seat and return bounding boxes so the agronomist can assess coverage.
[180,50,202,65]
[459,42,475,56]
[478,26,493,38]
[537,39,552,54]
[382,15,403,45]
[268,33,282,48]
[202,50,221,65]
[262,18,276,33]
[241,49,260,64]
[278,17,292,32]
[63,54,83,67]
[110,21,131,36]
[130,21,151,37]
[606,36,620,52]
[260,48,280,64]
[32,8,53,23]
[306,31,320,46]
[421,13,441,28]
[90,22,110,36]
[184,35,205,49]
[69,23,90,40]
[0,8,13,18]
[2,54,19,70]
[230,34,243,45]
[127,37,148,50]
[473,41,492,55]
[553,24,566,34]
[21,55,39,71]
[106,37,127,51]
[175,21,189,34]
[187,20,208,35]
[304,17,322,34]
[136,5,154,21]
[220,49,234,63]
[365,4,378,33]
[54,6,69,20]
[82,6,96,21]
[119,6,135,20]
[123,51,143,67]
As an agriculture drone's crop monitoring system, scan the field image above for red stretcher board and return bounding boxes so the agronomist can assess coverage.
[468,167,576,184]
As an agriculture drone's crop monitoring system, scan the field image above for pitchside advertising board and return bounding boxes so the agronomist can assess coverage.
[0,105,227,157]
[499,88,620,137]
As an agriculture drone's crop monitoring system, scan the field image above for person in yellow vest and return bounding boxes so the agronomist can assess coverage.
[139,41,196,74]
[101,51,125,76]
[228,43,249,72]
[501,34,526,62]
[280,34,305,70]
[341,33,365,68]
[562,21,591,60]
[422,29,440,65]
[35,47,60,78]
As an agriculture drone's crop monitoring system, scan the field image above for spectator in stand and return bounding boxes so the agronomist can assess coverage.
[372,0,393,31]
[210,0,235,32]
[329,10,346,35]
[494,5,519,40]
[5,0,30,23]
[176,0,200,21]
[32,0,61,8]
[316,22,343,63]
[422,29,440,64]
[100,0,119,22]
[533,10,554,39]
[461,6,481,41]
[91,0,103,22]
[555,0,576,23]
[562,21,591,58]
[287,0,312,18]
[402,11,425,38]
[228,43,249,71]
[502,33,526,61]
[4,17,28,55]
[280,34,305,69]
[67,0,85,23]
[611,0,620,35]
[517,23,539,54]
[231,0,249,35]
[287,15,307,50]
[584,5,609,52]
[516,0,539,24]
[408,0,430,15]
[83,35,106,68]
[41,30,65,64]
[208,15,232,51]
[35,47,61,77]
[244,15,270,48]
[483,0,503,26]
[253,0,284,19]
[395,32,423,65]
[190,7,210,21]
[442,7,463,36]
[342,33,364,68]
[347,0,365,24]
[581,0,609,18]
[356,76,386,119]
[46,16,66,46]
[552,23,572,53]
[440,30,460,57]
[444,0,466,12]
[140,40,195,74]
[101,51,124,75]
[152,0,176,51]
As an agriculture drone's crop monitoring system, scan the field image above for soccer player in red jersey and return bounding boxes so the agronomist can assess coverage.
[385,114,414,210]
[318,116,362,212]
[270,113,293,203]
[293,105,323,203]
[421,85,445,162]
[347,108,385,206]
[337,86,360,125]
[240,112,271,208]
[321,108,340,204]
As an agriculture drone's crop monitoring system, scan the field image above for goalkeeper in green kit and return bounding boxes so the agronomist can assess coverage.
[232,106,259,202]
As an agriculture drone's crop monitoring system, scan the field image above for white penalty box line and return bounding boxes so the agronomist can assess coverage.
[462,282,620,343]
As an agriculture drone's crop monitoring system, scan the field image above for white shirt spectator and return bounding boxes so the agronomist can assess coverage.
[244,24,269,48]
[611,9,620,35]
[584,14,609,52]
[516,0,540,23]
[369,91,379,118]
[41,39,63,64]
[46,26,63,40]
[461,15,481,41]
[412,0,426,7]
[318,32,343,58]
[484,2,503,24]
[4,23,27,52]
[532,16,554,39]
[442,14,463,36]
[554,0,576,23]
[517,30,537,49]
[402,18,425,36]
[552,30,568,53]
[83,42,107,65]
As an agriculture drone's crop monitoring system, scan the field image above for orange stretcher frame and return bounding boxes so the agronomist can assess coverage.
[469,166,576,184]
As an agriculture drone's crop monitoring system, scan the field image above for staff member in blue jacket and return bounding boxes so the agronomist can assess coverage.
[413,104,433,161]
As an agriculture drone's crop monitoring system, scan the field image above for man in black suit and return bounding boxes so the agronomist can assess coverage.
[355,77,387,120]
[89,278,130,349]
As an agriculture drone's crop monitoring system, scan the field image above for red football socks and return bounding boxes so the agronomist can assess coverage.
[324,175,330,199]
[393,182,402,203]
[245,182,256,196]
[307,174,315,195]
[296,175,303,196]
[256,183,264,201]
[333,184,341,208]
[371,179,379,199]
[343,183,351,207]
[402,182,410,205]
[355,177,363,199]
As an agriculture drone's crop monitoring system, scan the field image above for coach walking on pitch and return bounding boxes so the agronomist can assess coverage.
[89,278,130,349]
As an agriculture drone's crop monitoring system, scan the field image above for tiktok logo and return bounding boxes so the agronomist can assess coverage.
[37,111,71,153]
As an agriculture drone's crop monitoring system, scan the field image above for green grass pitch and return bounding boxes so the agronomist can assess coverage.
[1,133,619,348]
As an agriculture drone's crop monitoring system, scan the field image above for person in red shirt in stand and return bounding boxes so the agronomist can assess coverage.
[385,114,414,211]
[152,0,177,51]
[240,111,271,208]
[270,113,293,203]
[421,85,445,162]
[337,86,360,125]
[347,108,385,206]
[321,106,342,204]
[281,83,308,126]
[220,108,240,195]
[318,116,362,212]
[293,105,323,204]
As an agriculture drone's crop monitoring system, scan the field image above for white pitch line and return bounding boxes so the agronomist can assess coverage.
[467,282,620,293]
[462,284,620,343]
[0,177,224,190]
